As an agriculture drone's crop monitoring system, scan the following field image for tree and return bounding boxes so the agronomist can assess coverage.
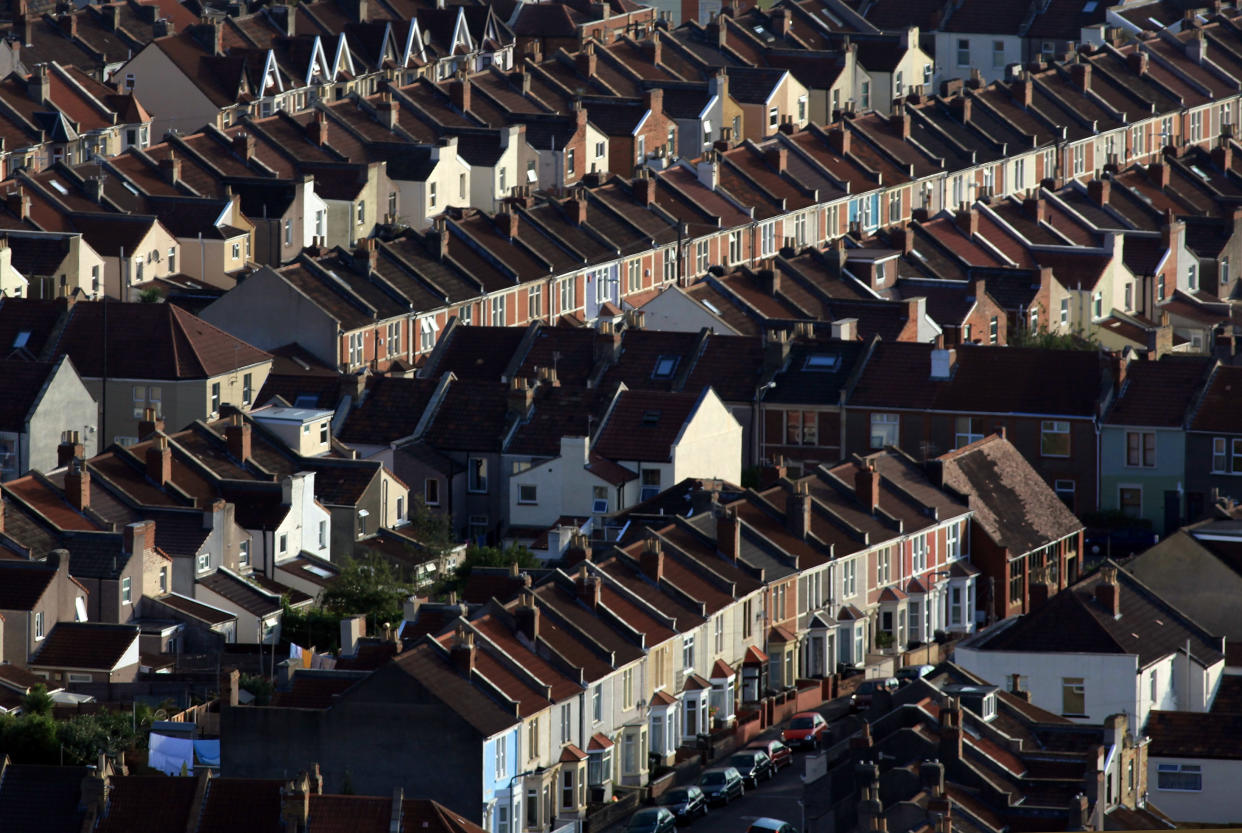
[20,684,53,717]
[138,288,163,303]
[441,543,538,596]
[1009,326,1098,350]
[321,553,418,631]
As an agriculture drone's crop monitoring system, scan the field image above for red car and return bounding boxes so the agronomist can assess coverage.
[780,712,827,750]
[747,739,793,771]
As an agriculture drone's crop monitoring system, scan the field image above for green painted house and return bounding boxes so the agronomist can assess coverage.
[1098,355,1214,535]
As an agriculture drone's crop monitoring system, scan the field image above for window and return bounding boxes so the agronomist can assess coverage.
[34,610,44,640]
[1055,479,1076,510]
[628,259,641,293]
[356,201,366,226]
[860,80,870,110]
[636,135,645,163]
[1041,420,1071,457]
[987,316,999,344]
[197,552,211,574]
[912,534,928,574]
[385,322,400,358]
[713,614,724,654]
[1156,763,1201,792]
[559,277,576,311]
[870,413,899,448]
[742,598,753,639]
[888,191,901,224]
[1061,677,1086,716]
[562,768,575,810]
[1157,274,1166,301]
[429,181,437,209]
[588,748,612,785]
[239,540,250,568]
[491,294,506,326]
[347,332,364,367]
[210,382,221,414]
[843,559,857,597]
[760,222,776,255]
[640,469,660,501]
[1124,282,1133,312]
[695,239,708,273]
[592,684,602,723]
[666,126,675,156]
[528,285,542,320]
[682,633,695,670]
[1072,143,1085,175]
[946,522,962,560]
[1188,262,1198,290]
[622,667,634,709]
[459,174,466,200]
[992,40,1005,68]
[315,210,325,239]
[1119,486,1142,519]
[1222,257,1230,287]
[893,71,903,97]
[528,717,540,760]
[876,547,891,586]
[783,410,819,446]
[1008,559,1025,604]
[566,148,575,176]
[279,534,288,554]
[595,141,605,158]
[957,38,970,67]
[1212,437,1242,473]
[121,576,132,604]
[768,106,779,130]
[1014,157,1025,190]
[159,566,168,592]
[495,736,507,777]
[798,95,807,122]
[1190,109,1203,143]
[1132,124,1145,157]
[318,520,327,549]
[468,457,488,493]
[1126,431,1156,467]
[518,484,537,504]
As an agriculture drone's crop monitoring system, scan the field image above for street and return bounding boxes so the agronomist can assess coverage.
[605,696,855,833]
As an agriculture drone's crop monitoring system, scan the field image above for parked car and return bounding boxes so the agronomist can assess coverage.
[727,749,774,788]
[851,677,899,710]
[627,807,677,833]
[895,665,935,685]
[659,786,707,822]
[698,767,745,806]
[780,711,828,749]
[747,738,793,771]
[747,818,800,833]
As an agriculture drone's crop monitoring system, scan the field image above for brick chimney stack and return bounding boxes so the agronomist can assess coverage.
[1095,565,1121,618]
[855,463,880,511]
[716,506,741,562]
[225,414,251,463]
[138,407,165,440]
[786,481,811,540]
[58,430,84,468]
[65,457,90,510]
[146,436,172,486]
[451,626,476,675]
[576,563,601,608]
[640,535,664,582]
[515,589,540,641]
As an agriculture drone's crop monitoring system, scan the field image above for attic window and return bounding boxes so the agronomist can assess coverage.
[1082,0,1098,11]
[804,354,840,371]
[49,179,68,195]
[1190,165,1210,181]
[641,410,661,425]
[702,299,722,315]
[652,356,678,379]
[12,331,30,349]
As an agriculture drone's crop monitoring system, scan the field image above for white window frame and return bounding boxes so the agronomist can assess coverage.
[870,413,899,448]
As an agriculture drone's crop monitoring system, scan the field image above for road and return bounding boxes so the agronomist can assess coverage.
[605,696,855,833]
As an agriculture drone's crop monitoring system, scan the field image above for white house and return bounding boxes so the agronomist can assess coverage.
[1145,708,1242,825]
[955,563,1225,728]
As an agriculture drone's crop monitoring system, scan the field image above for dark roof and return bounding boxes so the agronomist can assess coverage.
[1146,710,1242,760]
[1190,364,1242,433]
[422,379,510,452]
[0,298,271,381]
[0,358,60,432]
[1103,357,1213,427]
[0,764,92,833]
[197,778,286,833]
[0,558,58,610]
[850,342,1103,417]
[976,563,1224,669]
[593,388,705,463]
[937,435,1083,555]
[29,622,139,671]
[273,671,368,708]
[767,340,866,405]
[148,592,237,626]
[388,640,518,737]
[338,376,440,445]
[197,570,283,617]
[3,235,70,277]
[95,777,200,833]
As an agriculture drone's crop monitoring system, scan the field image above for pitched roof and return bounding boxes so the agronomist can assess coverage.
[937,435,1083,557]
[1190,364,1242,433]
[338,376,441,445]
[975,563,1224,669]
[197,570,283,617]
[0,764,92,833]
[0,298,271,380]
[388,640,519,737]
[95,777,200,833]
[197,778,286,833]
[1146,710,1242,760]
[29,622,139,671]
[0,358,61,432]
[0,559,58,610]
[592,388,706,463]
[1104,356,1214,428]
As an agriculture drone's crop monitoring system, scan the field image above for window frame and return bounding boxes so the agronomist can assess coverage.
[1040,420,1071,458]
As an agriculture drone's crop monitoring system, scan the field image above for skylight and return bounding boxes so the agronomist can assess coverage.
[641,410,661,425]
[652,356,678,379]
[804,353,840,371]
[12,331,29,349]
[304,564,334,579]
[1082,0,1098,12]
[702,299,722,315]
[49,179,68,195]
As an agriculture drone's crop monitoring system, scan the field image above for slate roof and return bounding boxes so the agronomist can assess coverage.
[0,298,271,380]
[976,562,1224,669]
[849,342,1104,417]
[1146,710,1242,760]
[197,570,283,617]
[1189,364,1242,433]
[592,388,705,463]
[338,376,440,445]
[148,592,237,626]
[29,622,139,671]
[0,357,61,433]
[95,777,200,833]
[0,764,92,833]
[0,559,58,610]
[197,778,286,833]
[1103,357,1214,428]
[937,435,1082,557]
[389,640,518,737]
